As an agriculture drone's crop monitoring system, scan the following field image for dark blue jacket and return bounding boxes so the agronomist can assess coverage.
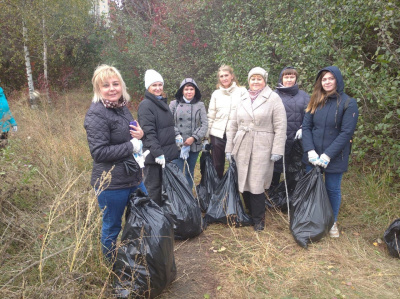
[274,67,310,172]
[302,66,359,173]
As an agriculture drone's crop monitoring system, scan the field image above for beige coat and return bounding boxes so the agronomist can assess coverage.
[206,82,247,138]
[225,86,287,194]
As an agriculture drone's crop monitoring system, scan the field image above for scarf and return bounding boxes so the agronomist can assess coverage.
[248,88,264,103]
[102,97,126,108]
[276,83,299,96]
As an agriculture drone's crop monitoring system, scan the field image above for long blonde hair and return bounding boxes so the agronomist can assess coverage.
[216,65,240,89]
[92,64,130,103]
[306,71,338,113]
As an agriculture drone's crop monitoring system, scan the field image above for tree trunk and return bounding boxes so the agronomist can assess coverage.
[22,18,37,108]
[43,12,50,103]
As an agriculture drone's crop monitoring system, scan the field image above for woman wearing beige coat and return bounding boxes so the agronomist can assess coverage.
[225,67,287,231]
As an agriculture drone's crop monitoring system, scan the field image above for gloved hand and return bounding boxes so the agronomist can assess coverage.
[130,138,142,154]
[202,139,210,152]
[155,155,166,168]
[308,150,319,166]
[133,152,145,168]
[294,128,302,139]
[180,145,190,160]
[12,126,18,132]
[225,152,232,163]
[317,153,330,168]
[175,134,183,148]
[270,154,283,162]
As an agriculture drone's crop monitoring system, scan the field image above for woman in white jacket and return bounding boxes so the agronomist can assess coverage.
[205,65,246,178]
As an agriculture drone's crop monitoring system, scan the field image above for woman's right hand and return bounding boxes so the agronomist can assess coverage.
[130,122,144,139]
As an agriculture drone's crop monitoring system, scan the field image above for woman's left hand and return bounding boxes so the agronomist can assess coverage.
[130,122,144,139]
[183,137,195,146]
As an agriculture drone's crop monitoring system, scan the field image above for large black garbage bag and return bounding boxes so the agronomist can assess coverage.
[290,167,334,248]
[384,218,400,258]
[267,139,305,211]
[196,151,220,212]
[204,160,252,227]
[162,162,202,240]
[113,190,176,298]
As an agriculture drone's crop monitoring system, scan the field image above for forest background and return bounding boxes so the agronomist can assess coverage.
[1,0,399,179]
[0,0,399,298]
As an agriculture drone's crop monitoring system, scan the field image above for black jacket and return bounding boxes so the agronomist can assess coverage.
[138,91,179,164]
[84,101,141,189]
[274,67,310,172]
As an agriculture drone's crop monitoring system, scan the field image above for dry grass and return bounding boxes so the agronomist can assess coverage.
[1,91,399,298]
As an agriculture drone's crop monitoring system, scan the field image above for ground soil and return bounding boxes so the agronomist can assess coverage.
[160,231,222,299]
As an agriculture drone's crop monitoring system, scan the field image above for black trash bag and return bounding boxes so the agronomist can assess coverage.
[162,162,202,240]
[113,190,176,298]
[384,218,400,258]
[266,181,288,211]
[267,139,305,211]
[290,167,334,248]
[196,151,220,212]
[204,160,252,227]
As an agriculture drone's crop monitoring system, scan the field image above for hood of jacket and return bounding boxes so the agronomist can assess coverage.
[316,66,345,95]
[144,90,169,111]
[174,78,201,104]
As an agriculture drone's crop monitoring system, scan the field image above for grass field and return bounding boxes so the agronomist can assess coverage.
[1,91,399,298]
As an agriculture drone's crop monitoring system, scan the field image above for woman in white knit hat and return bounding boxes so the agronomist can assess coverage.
[225,67,287,231]
[138,69,180,205]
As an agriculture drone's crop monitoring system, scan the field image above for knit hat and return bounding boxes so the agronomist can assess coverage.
[248,67,268,84]
[144,69,164,89]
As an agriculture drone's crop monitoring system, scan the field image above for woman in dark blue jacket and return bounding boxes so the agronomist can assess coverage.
[302,66,358,238]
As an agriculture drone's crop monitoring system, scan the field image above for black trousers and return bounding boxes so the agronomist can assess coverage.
[242,191,266,225]
[143,163,163,206]
[210,134,227,179]
[0,132,9,148]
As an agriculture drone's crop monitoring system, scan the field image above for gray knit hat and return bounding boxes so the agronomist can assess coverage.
[248,67,268,84]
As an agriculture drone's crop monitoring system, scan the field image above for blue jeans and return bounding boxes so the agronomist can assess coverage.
[306,166,343,222]
[96,181,147,261]
[173,151,200,189]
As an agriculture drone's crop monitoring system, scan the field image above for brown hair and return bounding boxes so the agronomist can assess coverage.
[306,71,338,113]
[216,65,240,88]
[280,68,298,81]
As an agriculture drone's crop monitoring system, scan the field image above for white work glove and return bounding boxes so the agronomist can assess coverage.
[270,154,283,162]
[294,128,302,139]
[202,139,210,152]
[308,150,319,166]
[317,153,330,168]
[155,155,166,168]
[180,145,190,160]
[12,126,18,132]
[130,138,142,154]
[225,152,232,163]
[132,142,145,168]
[175,134,183,148]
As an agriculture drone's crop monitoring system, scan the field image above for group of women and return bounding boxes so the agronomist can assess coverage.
[84,63,358,261]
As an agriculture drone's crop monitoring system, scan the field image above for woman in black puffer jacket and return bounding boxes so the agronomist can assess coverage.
[138,70,180,206]
[271,67,310,188]
[84,65,146,262]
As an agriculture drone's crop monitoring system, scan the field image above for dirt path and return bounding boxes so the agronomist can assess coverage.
[160,232,222,299]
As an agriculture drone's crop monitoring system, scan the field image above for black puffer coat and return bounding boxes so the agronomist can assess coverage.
[84,101,141,189]
[274,67,310,172]
[138,91,179,164]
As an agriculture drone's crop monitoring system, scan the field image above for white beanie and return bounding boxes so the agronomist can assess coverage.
[248,67,268,84]
[145,69,164,89]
